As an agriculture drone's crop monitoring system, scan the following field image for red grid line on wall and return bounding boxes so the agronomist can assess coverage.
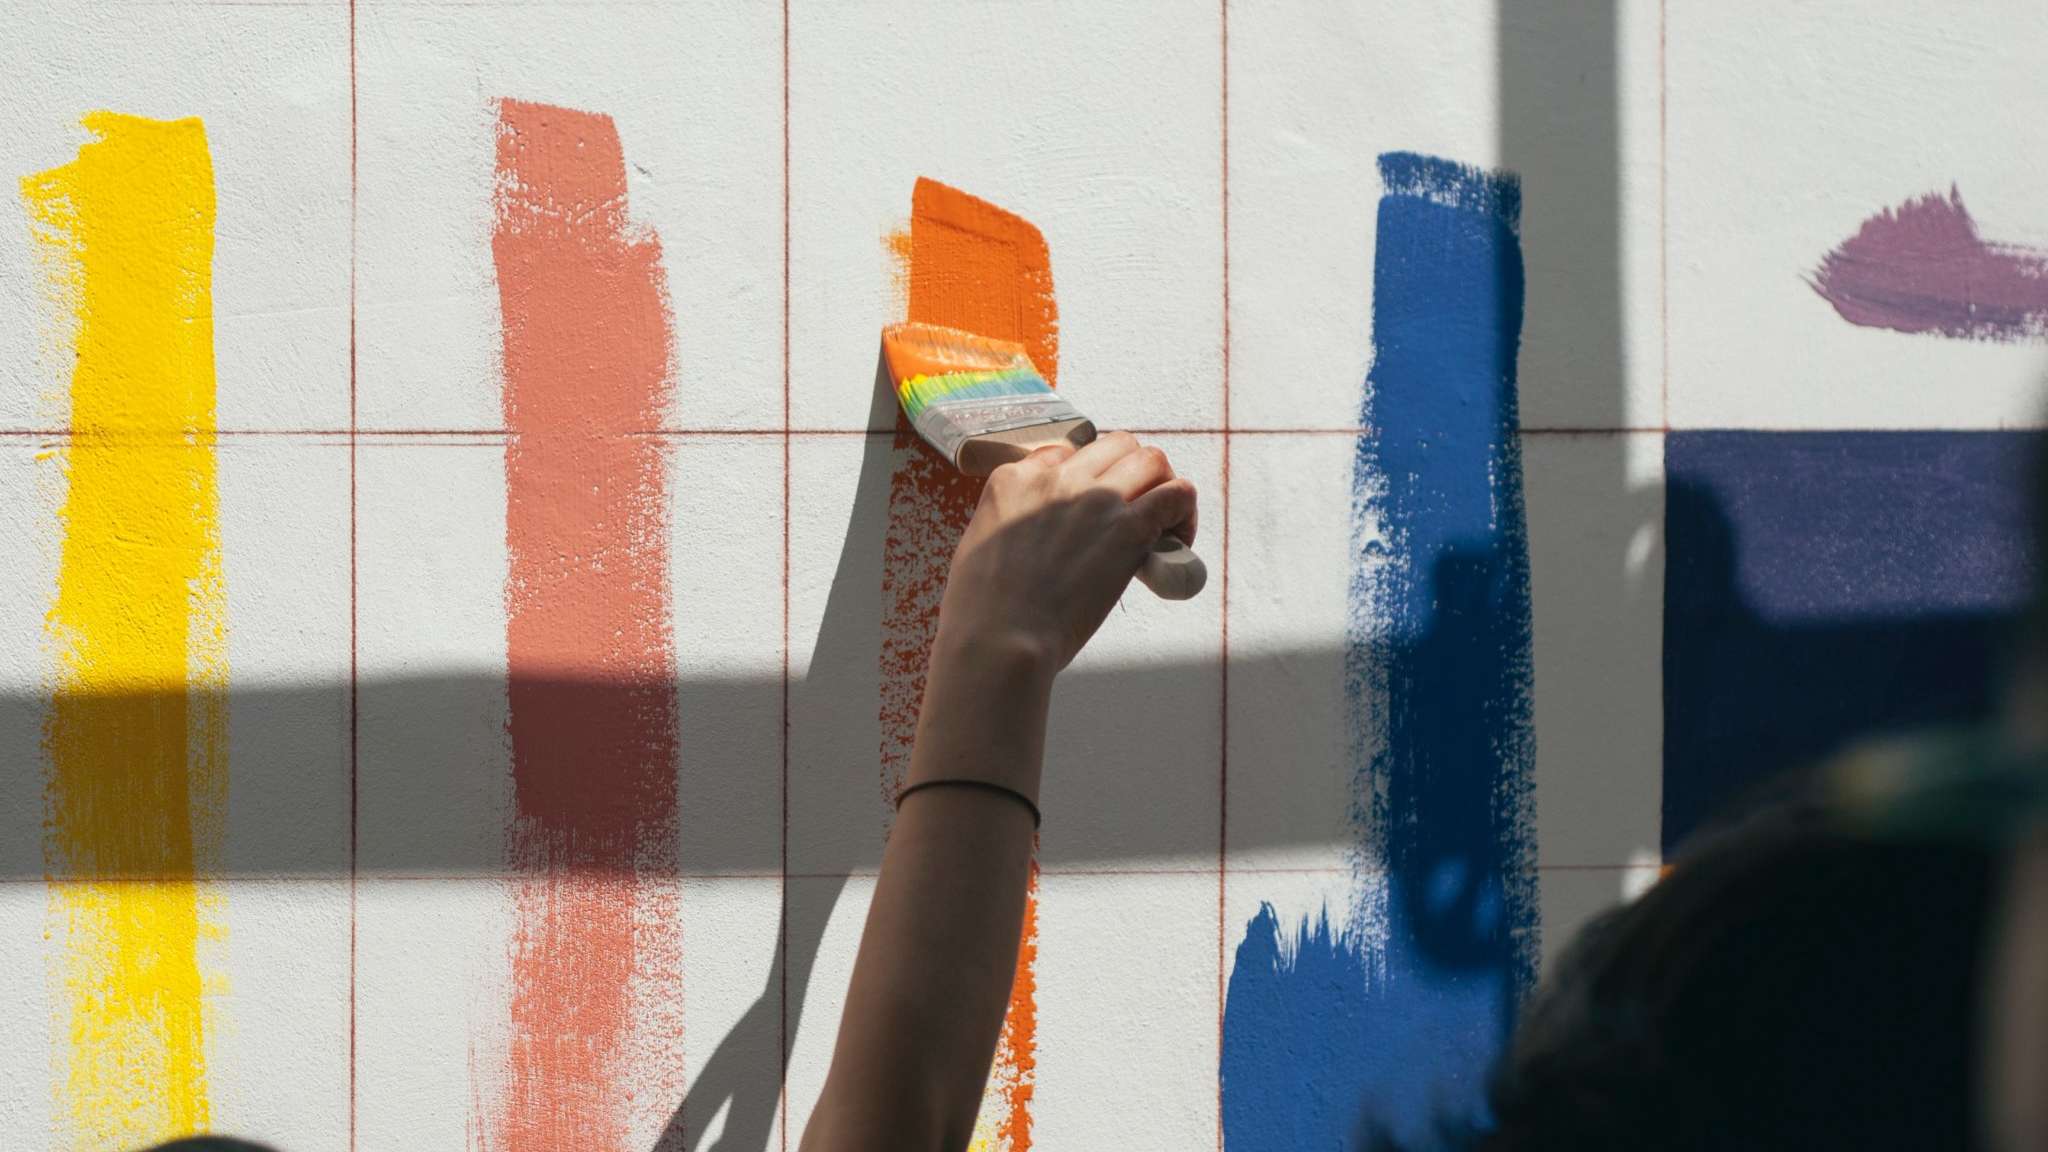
[779,0,794,1145]
[1216,1,1232,1149]
[347,2,361,1149]
[117,5,1693,1147]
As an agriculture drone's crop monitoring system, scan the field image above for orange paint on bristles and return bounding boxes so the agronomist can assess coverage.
[904,178,1059,385]
[882,323,1033,380]
[882,323,1049,420]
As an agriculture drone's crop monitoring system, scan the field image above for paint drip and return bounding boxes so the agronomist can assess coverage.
[23,111,226,1150]
[882,176,1054,1151]
[1810,187,2048,343]
[1222,152,1537,1150]
[493,97,683,1151]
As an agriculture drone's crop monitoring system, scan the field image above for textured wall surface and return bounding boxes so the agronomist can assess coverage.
[0,2,2041,1149]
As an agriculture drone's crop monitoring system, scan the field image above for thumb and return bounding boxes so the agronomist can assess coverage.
[1130,477,1198,547]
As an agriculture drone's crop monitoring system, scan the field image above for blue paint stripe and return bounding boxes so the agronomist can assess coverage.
[1223,152,1538,1150]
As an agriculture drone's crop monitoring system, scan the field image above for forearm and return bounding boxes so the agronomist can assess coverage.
[801,635,1051,1152]
[801,431,1198,1151]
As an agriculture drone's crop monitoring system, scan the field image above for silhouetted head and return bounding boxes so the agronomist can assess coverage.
[1478,787,1995,1149]
[1377,733,2048,1152]
[2011,434,2048,749]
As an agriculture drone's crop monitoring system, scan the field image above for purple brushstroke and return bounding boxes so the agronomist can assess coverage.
[1810,187,2048,343]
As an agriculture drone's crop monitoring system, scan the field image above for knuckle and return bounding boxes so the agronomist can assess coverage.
[988,461,1030,492]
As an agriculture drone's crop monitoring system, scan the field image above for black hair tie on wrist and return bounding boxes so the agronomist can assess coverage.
[895,778,1042,829]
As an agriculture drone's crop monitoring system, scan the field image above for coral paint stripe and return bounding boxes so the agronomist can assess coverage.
[882,177,1053,1150]
[494,98,683,1150]
[24,112,225,1150]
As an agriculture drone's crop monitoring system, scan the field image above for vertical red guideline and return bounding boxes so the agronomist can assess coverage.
[347,2,360,1147]
[493,97,682,1151]
[881,176,1056,1149]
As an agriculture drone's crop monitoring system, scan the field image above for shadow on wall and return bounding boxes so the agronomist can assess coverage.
[659,424,2048,1152]
[12,410,2036,1152]
[6,412,2037,1152]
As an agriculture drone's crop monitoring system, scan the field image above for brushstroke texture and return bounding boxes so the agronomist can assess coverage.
[23,111,226,1150]
[882,177,1054,1151]
[1663,431,2035,850]
[1222,906,1377,1149]
[1810,187,2048,342]
[494,98,682,1151]
[1223,153,1536,1150]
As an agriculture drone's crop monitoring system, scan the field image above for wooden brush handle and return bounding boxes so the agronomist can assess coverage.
[1137,535,1207,601]
[957,419,1097,476]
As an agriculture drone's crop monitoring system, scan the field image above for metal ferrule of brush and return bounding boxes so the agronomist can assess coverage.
[913,393,1088,469]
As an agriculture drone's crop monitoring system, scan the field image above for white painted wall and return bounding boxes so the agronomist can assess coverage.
[3,2,2042,1148]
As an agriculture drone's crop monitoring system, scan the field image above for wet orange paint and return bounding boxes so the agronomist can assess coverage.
[904,178,1058,385]
[493,97,682,1150]
[880,176,1054,1149]
[994,863,1040,1150]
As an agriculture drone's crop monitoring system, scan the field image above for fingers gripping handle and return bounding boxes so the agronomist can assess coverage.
[1137,535,1207,600]
[957,426,1206,599]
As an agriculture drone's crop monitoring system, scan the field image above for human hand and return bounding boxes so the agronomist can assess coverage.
[935,432,1198,681]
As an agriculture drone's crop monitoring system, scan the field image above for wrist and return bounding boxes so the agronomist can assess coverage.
[930,623,1061,699]
[906,626,1056,802]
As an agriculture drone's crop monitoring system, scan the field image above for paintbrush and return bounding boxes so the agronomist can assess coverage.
[881,321,1207,600]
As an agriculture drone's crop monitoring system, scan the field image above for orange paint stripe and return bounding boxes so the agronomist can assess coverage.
[904,178,1058,385]
[995,863,1040,1150]
[493,98,683,1149]
[880,176,1055,1149]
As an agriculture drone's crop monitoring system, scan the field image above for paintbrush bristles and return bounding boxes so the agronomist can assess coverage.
[881,321,1090,473]
[882,321,1033,374]
[895,366,1053,421]
[882,322,1059,420]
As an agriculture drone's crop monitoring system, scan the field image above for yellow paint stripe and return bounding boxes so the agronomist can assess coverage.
[23,112,225,1149]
